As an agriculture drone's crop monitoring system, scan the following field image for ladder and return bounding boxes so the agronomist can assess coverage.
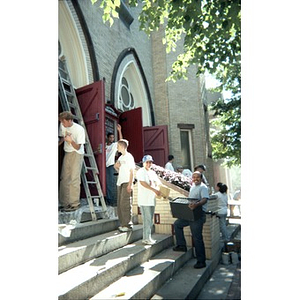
[58,57,108,220]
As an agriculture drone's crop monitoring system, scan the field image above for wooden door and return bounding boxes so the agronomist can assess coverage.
[119,107,144,164]
[143,125,169,168]
[76,81,106,195]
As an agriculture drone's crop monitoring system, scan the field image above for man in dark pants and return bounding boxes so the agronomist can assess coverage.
[173,171,209,269]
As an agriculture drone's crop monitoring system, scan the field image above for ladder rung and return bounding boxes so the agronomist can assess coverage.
[58,66,68,75]
[60,77,72,85]
[87,181,97,185]
[65,90,76,97]
[86,166,97,170]
[67,102,77,109]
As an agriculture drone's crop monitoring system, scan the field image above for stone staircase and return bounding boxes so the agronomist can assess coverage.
[58,218,224,300]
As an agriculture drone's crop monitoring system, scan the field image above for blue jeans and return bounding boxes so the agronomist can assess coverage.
[140,206,155,240]
[174,213,206,263]
[217,213,230,241]
[106,165,117,205]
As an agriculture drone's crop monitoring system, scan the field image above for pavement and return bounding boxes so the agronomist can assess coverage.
[197,218,241,300]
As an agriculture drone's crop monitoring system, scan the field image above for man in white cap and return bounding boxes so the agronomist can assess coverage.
[136,155,162,244]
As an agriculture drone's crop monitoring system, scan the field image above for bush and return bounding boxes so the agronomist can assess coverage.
[151,164,192,192]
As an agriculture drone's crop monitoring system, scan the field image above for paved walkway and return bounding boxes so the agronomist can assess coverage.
[197,219,241,299]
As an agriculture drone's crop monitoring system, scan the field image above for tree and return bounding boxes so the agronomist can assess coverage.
[91,0,241,166]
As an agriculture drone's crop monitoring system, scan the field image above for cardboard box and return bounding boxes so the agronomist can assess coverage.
[169,198,204,222]
[156,185,170,200]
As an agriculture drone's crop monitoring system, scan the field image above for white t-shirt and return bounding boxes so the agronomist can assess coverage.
[182,169,193,177]
[59,122,85,155]
[216,191,228,215]
[116,152,135,186]
[106,142,118,167]
[165,162,174,171]
[136,167,161,206]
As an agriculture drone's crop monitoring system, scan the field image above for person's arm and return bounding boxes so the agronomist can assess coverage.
[58,137,64,146]
[139,181,162,197]
[127,168,134,193]
[114,160,120,172]
[189,197,207,210]
[117,124,123,140]
[64,134,81,151]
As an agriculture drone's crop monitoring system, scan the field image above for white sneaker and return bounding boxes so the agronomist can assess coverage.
[118,226,131,232]
[142,239,156,245]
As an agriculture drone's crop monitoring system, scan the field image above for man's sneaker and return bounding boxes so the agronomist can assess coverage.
[172,245,187,252]
[118,226,132,232]
[142,239,156,245]
[194,261,206,269]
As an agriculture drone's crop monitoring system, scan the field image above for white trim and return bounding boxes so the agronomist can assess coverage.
[114,54,151,126]
[58,1,89,88]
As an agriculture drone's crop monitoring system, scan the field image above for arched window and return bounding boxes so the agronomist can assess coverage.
[119,77,135,111]
[112,49,154,126]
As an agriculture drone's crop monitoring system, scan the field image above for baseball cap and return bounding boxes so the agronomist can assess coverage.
[142,155,154,163]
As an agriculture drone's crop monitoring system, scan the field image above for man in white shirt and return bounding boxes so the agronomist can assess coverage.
[136,155,162,244]
[105,124,122,206]
[59,111,85,211]
[114,139,135,232]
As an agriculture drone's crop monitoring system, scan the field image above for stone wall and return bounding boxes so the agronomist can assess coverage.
[151,25,214,181]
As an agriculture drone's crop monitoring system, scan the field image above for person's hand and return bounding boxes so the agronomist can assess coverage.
[127,183,132,193]
[117,124,122,131]
[64,133,73,144]
[154,190,162,197]
[188,202,197,210]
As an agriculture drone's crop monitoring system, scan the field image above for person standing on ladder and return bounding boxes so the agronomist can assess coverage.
[59,111,85,212]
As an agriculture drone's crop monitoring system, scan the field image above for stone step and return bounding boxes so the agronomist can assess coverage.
[59,224,144,274]
[58,217,119,246]
[90,247,193,300]
[151,248,221,300]
[58,233,173,300]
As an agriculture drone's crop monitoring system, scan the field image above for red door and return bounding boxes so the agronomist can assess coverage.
[143,125,169,167]
[119,107,144,164]
[76,81,106,195]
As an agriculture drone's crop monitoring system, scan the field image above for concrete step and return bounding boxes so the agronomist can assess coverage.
[59,224,143,274]
[58,233,173,300]
[58,204,109,225]
[151,249,221,300]
[58,217,119,246]
[90,247,193,300]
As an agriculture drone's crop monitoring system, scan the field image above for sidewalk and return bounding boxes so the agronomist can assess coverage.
[197,219,241,299]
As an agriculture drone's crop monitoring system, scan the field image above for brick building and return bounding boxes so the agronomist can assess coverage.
[59,0,216,191]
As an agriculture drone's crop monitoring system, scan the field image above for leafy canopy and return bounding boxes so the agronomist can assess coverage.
[91,0,241,166]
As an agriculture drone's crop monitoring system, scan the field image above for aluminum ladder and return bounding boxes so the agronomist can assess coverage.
[58,57,108,220]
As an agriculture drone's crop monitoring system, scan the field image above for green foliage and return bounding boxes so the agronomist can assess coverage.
[91,0,241,166]
[91,0,240,83]
[210,95,241,167]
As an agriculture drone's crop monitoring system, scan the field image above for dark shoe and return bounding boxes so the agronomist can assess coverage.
[64,204,80,212]
[194,261,206,269]
[172,245,187,252]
